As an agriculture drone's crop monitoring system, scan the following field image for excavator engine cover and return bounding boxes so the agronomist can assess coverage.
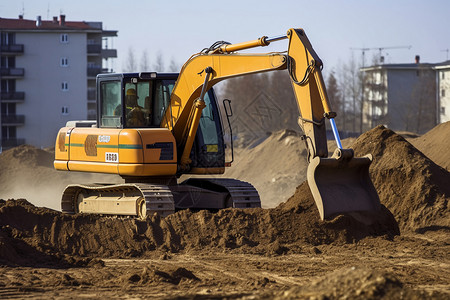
[306,149,381,220]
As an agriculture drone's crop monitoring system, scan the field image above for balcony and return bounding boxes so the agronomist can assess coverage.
[87,109,97,120]
[102,49,117,59]
[1,138,25,149]
[0,67,25,78]
[1,91,25,102]
[87,44,102,54]
[87,66,102,77]
[0,44,24,55]
[1,114,25,125]
[87,89,96,101]
[87,67,112,78]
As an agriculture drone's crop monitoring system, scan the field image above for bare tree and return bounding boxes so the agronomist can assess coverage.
[168,57,180,72]
[218,72,299,146]
[123,47,137,72]
[153,51,165,72]
[337,54,362,134]
[326,70,343,129]
[140,49,150,71]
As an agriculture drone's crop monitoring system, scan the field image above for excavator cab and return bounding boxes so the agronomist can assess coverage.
[96,72,226,172]
[97,73,176,129]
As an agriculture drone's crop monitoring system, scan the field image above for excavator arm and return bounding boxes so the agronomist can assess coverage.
[163,28,380,220]
[164,28,332,166]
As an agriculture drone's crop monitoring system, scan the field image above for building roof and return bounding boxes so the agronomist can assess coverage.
[0,16,98,31]
[362,63,436,72]
[434,60,450,70]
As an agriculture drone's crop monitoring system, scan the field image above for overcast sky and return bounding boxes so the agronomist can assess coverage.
[2,0,450,75]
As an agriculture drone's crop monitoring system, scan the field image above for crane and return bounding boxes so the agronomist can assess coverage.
[351,45,412,66]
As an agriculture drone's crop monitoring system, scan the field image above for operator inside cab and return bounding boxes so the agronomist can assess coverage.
[114,87,151,127]
[124,88,145,127]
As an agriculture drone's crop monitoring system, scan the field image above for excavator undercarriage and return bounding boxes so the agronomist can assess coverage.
[61,178,261,218]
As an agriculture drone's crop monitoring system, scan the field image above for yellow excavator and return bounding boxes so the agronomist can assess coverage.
[54,28,380,220]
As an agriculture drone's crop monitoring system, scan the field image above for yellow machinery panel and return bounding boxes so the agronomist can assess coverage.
[54,127,177,176]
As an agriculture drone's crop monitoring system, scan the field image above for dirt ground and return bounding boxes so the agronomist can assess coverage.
[0,123,449,299]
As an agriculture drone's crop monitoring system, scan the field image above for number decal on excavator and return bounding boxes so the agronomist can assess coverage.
[105,152,118,162]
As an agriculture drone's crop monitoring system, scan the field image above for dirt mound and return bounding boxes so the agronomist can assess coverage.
[0,193,399,266]
[409,121,450,171]
[219,129,356,208]
[0,144,54,168]
[352,125,450,232]
[220,129,308,208]
[274,266,432,299]
[0,145,120,210]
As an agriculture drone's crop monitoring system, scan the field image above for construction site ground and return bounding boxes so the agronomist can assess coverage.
[0,123,449,299]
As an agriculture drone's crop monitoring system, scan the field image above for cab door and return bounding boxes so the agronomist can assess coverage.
[190,89,225,171]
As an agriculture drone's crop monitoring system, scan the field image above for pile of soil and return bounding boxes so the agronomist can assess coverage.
[220,129,355,208]
[409,121,450,171]
[272,266,430,299]
[0,145,120,210]
[220,129,309,208]
[352,125,450,232]
[0,190,398,266]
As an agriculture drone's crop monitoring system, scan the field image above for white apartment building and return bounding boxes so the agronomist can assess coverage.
[0,15,117,150]
[435,61,450,123]
[361,56,437,134]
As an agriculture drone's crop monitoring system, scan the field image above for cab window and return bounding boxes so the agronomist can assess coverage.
[123,82,153,127]
[100,81,121,127]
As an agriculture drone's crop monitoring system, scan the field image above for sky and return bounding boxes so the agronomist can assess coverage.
[1,0,450,76]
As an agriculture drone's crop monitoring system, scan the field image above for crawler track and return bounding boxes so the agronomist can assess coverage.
[61,183,175,217]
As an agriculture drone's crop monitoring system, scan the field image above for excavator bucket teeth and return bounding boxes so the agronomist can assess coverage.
[306,154,381,220]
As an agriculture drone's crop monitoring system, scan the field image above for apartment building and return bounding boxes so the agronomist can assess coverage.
[435,61,450,123]
[0,15,117,150]
[361,56,437,133]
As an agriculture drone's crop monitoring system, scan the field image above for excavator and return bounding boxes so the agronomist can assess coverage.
[54,28,380,220]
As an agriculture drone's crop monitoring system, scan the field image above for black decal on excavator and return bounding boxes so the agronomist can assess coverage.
[146,142,173,160]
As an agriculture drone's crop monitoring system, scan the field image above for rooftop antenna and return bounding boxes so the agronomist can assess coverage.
[21,2,25,17]
[47,3,50,19]
[441,49,449,61]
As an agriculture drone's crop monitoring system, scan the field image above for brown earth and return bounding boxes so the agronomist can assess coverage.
[408,121,450,171]
[0,123,449,298]
[0,145,120,210]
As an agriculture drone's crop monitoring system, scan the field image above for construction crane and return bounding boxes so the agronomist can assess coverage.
[351,45,412,66]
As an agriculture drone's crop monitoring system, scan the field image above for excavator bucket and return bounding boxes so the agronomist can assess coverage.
[306,151,381,220]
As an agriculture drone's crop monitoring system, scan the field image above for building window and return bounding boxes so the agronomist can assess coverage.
[60,34,69,43]
[442,89,446,97]
[0,32,15,45]
[441,107,446,115]
[61,82,69,91]
[1,56,15,68]
[60,57,69,67]
[1,79,15,92]
[62,106,69,115]
[1,126,16,139]
[443,72,445,80]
